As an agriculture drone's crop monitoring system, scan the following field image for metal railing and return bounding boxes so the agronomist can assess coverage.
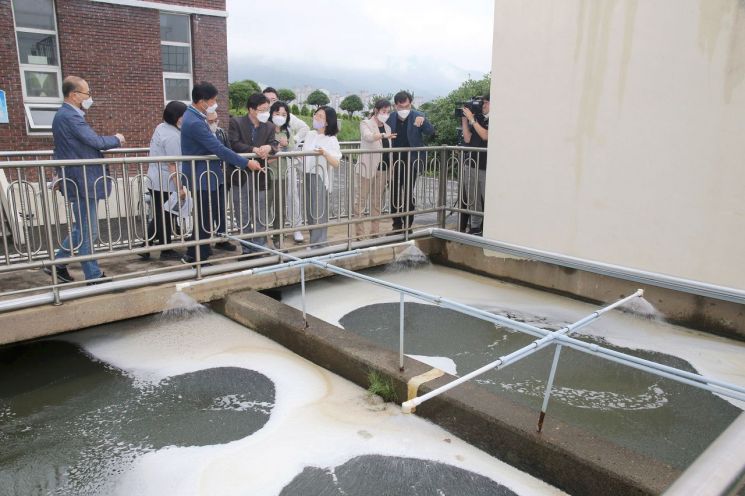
[0,145,486,301]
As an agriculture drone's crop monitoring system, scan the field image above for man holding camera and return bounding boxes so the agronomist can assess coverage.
[460,93,489,235]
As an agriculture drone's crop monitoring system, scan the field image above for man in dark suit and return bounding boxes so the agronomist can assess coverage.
[387,90,435,232]
[44,75,125,284]
[227,93,276,253]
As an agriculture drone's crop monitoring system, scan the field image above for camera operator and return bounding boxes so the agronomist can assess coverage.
[459,93,489,235]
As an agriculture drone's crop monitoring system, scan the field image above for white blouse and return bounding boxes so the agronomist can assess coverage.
[301,131,342,189]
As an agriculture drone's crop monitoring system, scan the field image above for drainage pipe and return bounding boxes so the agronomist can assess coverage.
[429,229,745,305]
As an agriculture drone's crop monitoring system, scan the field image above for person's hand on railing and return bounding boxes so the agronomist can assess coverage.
[115,133,126,145]
[248,159,263,171]
[254,145,272,160]
[179,185,188,200]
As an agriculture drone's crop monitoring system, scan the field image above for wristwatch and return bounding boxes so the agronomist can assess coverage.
[469,119,475,126]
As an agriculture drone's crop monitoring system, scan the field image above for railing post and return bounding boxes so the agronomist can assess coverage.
[437,147,448,229]
[38,165,61,305]
[538,344,563,433]
[301,265,307,328]
[399,291,405,371]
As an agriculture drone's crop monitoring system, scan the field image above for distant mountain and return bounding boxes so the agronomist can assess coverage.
[228,56,486,102]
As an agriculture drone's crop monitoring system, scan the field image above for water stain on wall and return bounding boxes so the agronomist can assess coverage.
[698,0,745,102]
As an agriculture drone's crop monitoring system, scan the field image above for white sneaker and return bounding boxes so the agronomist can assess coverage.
[293,231,304,243]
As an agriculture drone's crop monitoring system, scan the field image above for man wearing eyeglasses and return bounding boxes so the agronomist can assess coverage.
[44,75,125,285]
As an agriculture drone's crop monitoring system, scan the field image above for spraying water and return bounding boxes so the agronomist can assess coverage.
[619,296,664,321]
[386,245,429,272]
[160,291,208,320]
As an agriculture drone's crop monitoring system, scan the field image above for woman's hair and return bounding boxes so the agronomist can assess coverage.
[374,99,392,112]
[315,106,338,136]
[163,100,187,126]
[270,100,291,133]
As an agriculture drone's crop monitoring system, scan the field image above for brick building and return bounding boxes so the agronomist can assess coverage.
[0,0,229,152]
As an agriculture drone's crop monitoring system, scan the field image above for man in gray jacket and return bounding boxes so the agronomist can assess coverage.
[44,76,125,284]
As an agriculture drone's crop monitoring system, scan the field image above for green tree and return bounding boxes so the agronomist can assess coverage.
[306,89,330,108]
[339,94,364,118]
[277,88,296,103]
[300,105,309,116]
[367,93,394,112]
[424,73,491,145]
[290,103,300,115]
[228,79,261,111]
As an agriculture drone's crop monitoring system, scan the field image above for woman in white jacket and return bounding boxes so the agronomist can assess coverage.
[356,99,395,238]
[301,106,342,245]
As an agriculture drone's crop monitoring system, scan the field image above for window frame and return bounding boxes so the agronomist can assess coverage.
[10,0,63,133]
[160,13,192,105]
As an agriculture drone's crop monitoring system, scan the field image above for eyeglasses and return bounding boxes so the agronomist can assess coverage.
[207,119,219,124]
[75,90,91,97]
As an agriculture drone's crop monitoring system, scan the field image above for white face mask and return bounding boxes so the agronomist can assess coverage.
[257,111,270,123]
[206,103,218,114]
[81,97,93,110]
[397,108,410,119]
[272,115,287,127]
[377,112,389,123]
[208,123,218,133]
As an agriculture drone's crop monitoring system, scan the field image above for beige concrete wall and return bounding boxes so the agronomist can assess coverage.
[485,0,745,289]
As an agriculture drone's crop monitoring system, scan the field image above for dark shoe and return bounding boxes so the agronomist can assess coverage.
[87,272,108,286]
[215,241,236,252]
[43,265,75,283]
[159,249,182,261]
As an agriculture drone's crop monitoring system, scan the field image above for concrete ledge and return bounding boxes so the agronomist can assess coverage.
[218,289,680,496]
[432,241,745,341]
[0,243,417,346]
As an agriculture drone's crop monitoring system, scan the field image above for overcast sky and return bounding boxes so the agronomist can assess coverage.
[225,0,494,100]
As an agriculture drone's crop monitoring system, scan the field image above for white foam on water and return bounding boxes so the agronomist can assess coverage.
[282,264,745,409]
[475,378,669,411]
[62,312,565,496]
[406,354,458,375]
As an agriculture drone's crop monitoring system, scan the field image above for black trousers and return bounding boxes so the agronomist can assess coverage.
[390,154,419,229]
[186,188,227,260]
[146,189,173,246]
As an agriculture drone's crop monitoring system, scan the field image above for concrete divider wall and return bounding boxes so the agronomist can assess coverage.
[218,289,679,496]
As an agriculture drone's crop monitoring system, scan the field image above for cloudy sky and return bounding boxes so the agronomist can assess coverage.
[226,0,494,100]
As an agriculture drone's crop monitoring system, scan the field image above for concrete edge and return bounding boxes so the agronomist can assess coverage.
[432,240,745,342]
[0,243,418,346]
[217,289,680,496]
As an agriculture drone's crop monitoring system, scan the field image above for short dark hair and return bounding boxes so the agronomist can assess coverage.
[163,100,187,126]
[262,86,278,97]
[315,106,338,136]
[247,93,269,110]
[393,91,412,105]
[269,101,291,132]
[192,81,218,103]
[374,99,392,112]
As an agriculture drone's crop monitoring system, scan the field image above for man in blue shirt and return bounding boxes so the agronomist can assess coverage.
[180,81,253,264]
[44,76,125,284]
[387,91,435,233]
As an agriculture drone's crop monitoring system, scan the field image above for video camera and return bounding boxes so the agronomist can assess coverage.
[454,96,485,118]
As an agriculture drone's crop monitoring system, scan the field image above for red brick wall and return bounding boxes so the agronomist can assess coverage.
[191,13,229,126]
[0,0,228,153]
